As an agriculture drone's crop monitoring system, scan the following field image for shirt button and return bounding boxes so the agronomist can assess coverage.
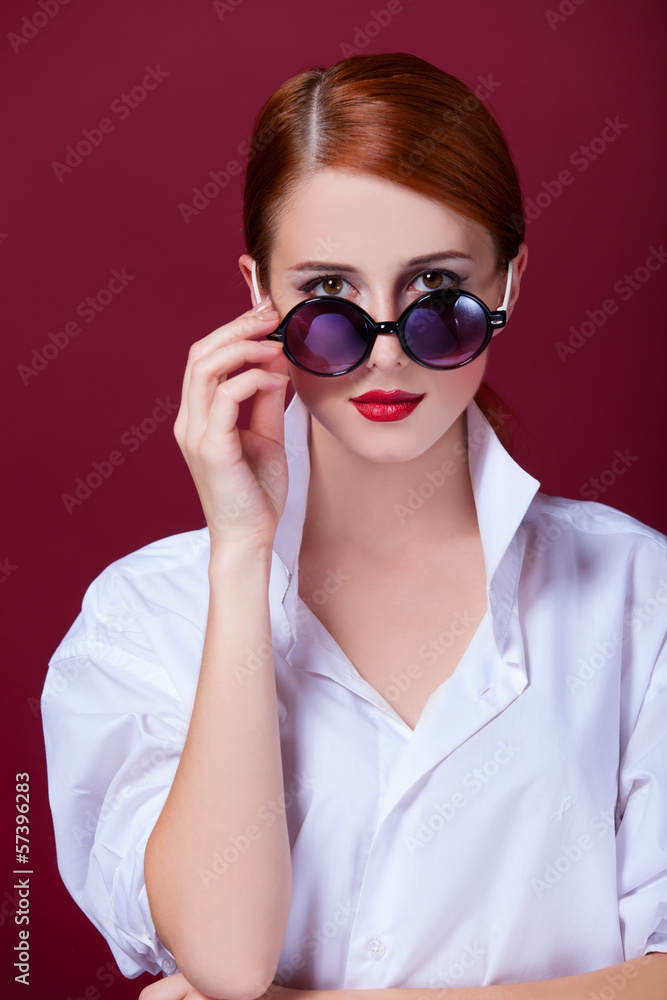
[366,938,386,959]
[162,958,177,974]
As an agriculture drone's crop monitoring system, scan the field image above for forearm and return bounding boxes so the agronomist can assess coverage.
[145,546,292,1000]
[289,953,666,1000]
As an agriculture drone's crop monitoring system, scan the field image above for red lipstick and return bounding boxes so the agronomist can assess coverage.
[349,389,425,422]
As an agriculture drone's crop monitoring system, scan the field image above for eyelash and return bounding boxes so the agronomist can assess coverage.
[298,269,464,297]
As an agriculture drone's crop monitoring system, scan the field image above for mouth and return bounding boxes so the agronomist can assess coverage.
[349,390,425,422]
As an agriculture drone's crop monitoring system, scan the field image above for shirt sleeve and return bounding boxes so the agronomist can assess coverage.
[41,565,195,979]
[616,610,667,959]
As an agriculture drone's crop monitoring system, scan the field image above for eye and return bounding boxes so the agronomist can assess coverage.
[299,274,352,297]
[412,269,461,292]
[298,268,464,299]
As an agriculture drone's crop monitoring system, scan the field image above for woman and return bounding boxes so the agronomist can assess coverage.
[42,53,667,999]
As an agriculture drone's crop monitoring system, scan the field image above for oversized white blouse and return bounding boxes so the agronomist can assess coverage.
[41,392,667,989]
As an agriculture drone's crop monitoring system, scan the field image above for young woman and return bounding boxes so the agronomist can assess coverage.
[42,53,667,1000]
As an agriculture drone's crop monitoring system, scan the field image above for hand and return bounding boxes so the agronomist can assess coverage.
[173,300,291,555]
[138,972,295,1000]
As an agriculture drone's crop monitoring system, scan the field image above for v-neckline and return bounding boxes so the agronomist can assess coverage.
[293,591,492,734]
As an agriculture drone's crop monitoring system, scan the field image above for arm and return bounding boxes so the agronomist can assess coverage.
[139,955,667,1000]
[303,953,667,999]
[144,545,293,1000]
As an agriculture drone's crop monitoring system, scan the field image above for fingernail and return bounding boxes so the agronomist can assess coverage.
[253,298,273,313]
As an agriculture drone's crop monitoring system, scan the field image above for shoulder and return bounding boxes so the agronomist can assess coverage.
[93,525,211,580]
[516,495,667,709]
[516,493,667,629]
[521,491,667,563]
[47,528,213,684]
[77,526,212,621]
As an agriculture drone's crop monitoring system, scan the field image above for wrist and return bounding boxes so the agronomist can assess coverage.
[208,542,274,582]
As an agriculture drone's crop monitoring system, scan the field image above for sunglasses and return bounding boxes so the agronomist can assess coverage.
[251,258,513,377]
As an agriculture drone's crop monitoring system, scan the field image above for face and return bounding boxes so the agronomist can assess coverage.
[245,168,524,465]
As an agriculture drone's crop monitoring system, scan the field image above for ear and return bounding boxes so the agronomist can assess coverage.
[238,253,272,308]
[492,242,528,337]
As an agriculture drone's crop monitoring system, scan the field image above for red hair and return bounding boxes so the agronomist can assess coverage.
[241,52,525,449]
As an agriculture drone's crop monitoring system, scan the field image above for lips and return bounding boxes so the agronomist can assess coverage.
[349,391,425,422]
[350,390,425,403]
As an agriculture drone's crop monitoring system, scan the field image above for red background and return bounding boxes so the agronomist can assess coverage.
[2,1,666,997]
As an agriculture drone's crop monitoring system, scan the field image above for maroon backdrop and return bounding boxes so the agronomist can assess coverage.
[2,1,666,997]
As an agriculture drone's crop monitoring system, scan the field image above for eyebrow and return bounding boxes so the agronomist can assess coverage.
[287,251,475,274]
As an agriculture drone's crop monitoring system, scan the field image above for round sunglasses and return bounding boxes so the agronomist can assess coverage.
[251,258,513,377]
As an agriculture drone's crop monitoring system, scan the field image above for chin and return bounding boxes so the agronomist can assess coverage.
[308,399,466,466]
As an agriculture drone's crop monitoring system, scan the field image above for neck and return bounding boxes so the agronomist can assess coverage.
[300,409,480,559]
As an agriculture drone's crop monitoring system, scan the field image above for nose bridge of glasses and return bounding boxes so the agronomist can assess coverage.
[375,321,400,335]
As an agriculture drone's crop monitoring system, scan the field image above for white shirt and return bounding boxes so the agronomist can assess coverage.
[42,391,667,989]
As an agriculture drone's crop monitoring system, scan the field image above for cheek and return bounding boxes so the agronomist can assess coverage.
[426,355,487,408]
[287,364,347,412]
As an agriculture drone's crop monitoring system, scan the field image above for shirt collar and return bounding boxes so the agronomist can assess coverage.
[273,391,540,595]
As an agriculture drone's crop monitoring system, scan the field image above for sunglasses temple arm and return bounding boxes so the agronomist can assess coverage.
[251,258,266,307]
[498,258,514,323]
[489,258,514,328]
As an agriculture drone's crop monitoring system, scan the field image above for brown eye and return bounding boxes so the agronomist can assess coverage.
[322,276,345,296]
[421,271,443,290]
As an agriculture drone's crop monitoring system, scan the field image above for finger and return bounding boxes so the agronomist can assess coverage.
[204,368,290,456]
[178,310,280,434]
[246,348,291,446]
[186,307,280,385]
[137,971,188,1000]
[182,338,283,449]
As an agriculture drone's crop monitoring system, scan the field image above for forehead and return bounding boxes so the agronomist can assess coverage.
[271,168,494,268]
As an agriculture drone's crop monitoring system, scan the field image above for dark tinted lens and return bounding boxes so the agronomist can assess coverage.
[404,292,488,366]
[284,300,369,374]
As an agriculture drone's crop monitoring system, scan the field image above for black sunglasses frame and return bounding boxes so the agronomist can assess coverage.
[263,286,509,377]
